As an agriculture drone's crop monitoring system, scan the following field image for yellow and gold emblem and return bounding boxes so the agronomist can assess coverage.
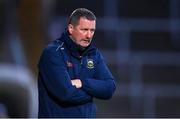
[87,59,94,69]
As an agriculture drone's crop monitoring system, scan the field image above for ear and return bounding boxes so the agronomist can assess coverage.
[68,24,73,34]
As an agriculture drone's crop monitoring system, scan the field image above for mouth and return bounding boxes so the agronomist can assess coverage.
[79,39,92,47]
[83,39,91,43]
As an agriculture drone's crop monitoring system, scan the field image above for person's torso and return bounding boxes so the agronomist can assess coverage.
[38,39,99,118]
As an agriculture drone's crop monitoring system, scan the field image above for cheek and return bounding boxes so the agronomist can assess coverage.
[76,33,84,40]
[72,34,82,43]
[72,31,85,41]
[72,32,79,39]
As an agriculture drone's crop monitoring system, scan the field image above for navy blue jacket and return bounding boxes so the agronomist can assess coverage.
[38,30,116,118]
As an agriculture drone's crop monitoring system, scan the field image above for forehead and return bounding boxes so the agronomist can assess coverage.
[77,17,96,27]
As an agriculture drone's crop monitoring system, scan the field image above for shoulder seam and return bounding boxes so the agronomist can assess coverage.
[56,42,64,51]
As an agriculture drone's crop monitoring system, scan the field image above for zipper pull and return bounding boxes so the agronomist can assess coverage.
[79,56,83,65]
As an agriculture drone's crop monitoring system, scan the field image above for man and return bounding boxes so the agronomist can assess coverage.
[38,8,116,118]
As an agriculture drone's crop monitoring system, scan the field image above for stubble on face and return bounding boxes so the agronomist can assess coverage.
[68,18,96,47]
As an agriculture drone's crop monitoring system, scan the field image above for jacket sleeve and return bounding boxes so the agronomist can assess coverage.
[81,51,116,99]
[38,48,92,105]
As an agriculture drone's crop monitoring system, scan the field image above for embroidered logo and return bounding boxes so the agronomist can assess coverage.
[66,61,73,68]
[87,59,94,69]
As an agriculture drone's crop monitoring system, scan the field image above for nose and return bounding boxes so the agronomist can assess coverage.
[86,30,92,39]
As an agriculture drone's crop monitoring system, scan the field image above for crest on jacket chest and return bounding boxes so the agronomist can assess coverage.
[87,59,94,69]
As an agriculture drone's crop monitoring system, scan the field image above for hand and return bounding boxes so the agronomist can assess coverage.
[71,79,82,88]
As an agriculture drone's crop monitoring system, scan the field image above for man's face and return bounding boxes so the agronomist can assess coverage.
[68,17,96,47]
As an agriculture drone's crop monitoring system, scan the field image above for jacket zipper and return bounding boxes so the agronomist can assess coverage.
[78,56,83,78]
[80,56,83,65]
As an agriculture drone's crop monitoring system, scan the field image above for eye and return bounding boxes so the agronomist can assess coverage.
[81,29,88,33]
[90,29,95,33]
[83,29,88,31]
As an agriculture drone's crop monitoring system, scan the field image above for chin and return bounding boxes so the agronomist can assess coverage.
[82,45,89,47]
[79,43,88,47]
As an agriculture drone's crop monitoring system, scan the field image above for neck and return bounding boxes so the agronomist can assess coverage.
[69,35,87,55]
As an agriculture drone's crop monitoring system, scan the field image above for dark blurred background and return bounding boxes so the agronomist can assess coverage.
[0,0,180,118]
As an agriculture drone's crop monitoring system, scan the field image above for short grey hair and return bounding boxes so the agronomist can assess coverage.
[68,8,96,26]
